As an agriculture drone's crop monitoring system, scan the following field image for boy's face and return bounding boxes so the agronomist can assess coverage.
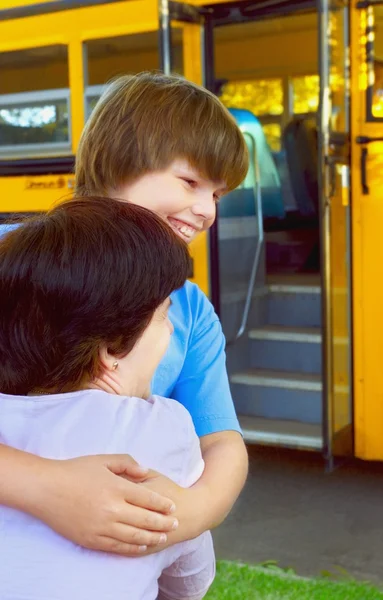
[115,159,227,244]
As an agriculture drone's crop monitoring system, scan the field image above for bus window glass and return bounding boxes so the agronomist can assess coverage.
[292,75,319,114]
[370,7,383,119]
[0,92,69,148]
[85,30,183,116]
[220,79,283,115]
[261,123,281,151]
[220,79,283,150]
[0,45,70,157]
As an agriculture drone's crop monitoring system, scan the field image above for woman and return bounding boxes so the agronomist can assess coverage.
[0,196,215,600]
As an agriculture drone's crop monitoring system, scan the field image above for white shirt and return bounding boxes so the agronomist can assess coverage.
[0,389,215,600]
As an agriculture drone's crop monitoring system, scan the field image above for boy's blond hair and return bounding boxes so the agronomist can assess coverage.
[75,72,248,195]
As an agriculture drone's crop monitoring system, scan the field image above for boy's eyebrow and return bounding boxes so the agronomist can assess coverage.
[173,164,228,192]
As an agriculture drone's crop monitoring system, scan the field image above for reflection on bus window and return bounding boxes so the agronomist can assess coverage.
[292,75,319,114]
[262,123,281,151]
[220,79,283,115]
[0,90,70,156]
[220,79,283,150]
[372,60,383,118]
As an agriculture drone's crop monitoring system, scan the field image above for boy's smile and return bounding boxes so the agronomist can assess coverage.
[166,216,202,243]
[114,159,227,244]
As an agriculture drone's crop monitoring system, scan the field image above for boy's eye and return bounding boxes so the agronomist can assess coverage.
[182,178,197,188]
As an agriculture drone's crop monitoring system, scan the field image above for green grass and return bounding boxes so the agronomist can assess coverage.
[205,561,383,599]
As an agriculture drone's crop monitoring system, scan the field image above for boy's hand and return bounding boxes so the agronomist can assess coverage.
[29,455,178,556]
[139,473,205,551]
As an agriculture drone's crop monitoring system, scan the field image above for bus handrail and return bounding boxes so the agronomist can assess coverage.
[227,132,264,345]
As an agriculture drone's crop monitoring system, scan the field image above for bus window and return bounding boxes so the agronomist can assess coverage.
[220,78,283,150]
[261,123,281,152]
[292,75,319,114]
[367,6,383,119]
[85,29,183,116]
[0,45,70,158]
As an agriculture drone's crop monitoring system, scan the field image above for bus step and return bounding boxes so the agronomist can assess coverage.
[230,369,322,424]
[239,415,323,450]
[248,325,322,375]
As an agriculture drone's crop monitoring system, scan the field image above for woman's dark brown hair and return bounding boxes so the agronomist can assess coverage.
[0,196,190,395]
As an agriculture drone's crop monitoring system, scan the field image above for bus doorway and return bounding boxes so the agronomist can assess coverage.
[163,0,353,464]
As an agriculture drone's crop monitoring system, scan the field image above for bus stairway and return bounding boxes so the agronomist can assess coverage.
[228,275,323,451]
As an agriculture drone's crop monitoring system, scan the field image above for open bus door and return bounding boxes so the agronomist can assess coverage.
[318,0,353,466]
[160,0,356,464]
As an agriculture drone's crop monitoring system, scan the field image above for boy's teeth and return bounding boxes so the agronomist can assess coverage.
[179,225,194,236]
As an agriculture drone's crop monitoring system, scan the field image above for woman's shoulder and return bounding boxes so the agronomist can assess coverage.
[148,394,195,432]
[107,393,205,487]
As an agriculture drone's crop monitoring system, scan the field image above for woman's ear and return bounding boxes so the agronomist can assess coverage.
[91,345,122,395]
[98,345,118,372]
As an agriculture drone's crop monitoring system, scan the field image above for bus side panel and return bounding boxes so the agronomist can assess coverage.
[352,6,383,460]
[0,174,74,214]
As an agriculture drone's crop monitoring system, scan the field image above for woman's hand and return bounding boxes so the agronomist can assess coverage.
[25,453,179,556]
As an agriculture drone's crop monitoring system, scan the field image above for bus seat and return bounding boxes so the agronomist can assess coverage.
[272,150,297,212]
[228,108,285,219]
[282,116,319,218]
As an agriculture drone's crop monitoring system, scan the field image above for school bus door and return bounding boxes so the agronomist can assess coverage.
[352,1,383,461]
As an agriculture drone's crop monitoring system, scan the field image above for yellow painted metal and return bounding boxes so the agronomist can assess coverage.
[181,23,210,297]
[68,38,86,154]
[0,0,158,53]
[351,5,383,460]
[0,175,74,213]
[0,0,57,8]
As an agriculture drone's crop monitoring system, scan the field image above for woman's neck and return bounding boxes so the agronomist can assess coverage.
[88,377,151,399]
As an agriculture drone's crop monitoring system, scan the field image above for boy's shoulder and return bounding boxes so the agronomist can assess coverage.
[170,281,218,328]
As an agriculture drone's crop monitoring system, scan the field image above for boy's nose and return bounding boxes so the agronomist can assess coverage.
[192,195,216,221]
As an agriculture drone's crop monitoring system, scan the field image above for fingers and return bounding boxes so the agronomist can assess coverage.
[122,480,176,516]
[101,523,169,550]
[117,502,179,534]
[97,536,149,556]
[104,454,149,480]
[97,515,179,555]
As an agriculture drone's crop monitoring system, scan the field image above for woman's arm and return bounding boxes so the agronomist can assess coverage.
[0,444,178,555]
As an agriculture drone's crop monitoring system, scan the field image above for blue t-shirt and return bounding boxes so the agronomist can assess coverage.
[0,224,240,437]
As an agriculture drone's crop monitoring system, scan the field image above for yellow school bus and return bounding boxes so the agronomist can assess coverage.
[0,0,382,467]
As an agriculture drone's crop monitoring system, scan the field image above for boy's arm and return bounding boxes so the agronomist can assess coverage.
[197,430,247,529]
[142,432,247,545]
[0,444,178,554]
